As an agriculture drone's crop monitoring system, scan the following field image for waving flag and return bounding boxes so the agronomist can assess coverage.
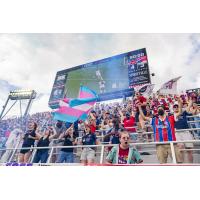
[52,105,85,123]
[158,76,181,95]
[70,86,98,120]
[59,97,70,107]
[53,86,98,123]
[78,85,98,99]
[138,84,155,97]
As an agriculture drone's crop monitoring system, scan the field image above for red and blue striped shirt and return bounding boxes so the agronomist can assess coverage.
[151,115,176,142]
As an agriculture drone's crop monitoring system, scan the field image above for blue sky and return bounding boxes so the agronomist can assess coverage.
[0,33,200,117]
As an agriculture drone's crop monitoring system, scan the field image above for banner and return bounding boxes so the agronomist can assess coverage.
[159,76,181,95]
[138,84,155,97]
[128,48,151,87]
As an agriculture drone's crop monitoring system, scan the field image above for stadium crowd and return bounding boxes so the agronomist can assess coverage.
[0,89,200,164]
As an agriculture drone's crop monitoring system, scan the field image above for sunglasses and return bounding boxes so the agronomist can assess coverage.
[121,137,130,140]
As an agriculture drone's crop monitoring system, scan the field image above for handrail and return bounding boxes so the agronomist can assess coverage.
[187,114,200,118]
[1,140,200,164]
[1,115,200,164]
[1,121,200,164]
[131,128,200,135]
[1,127,200,151]
[50,127,200,142]
[187,120,200,123]
[1,139,200,151]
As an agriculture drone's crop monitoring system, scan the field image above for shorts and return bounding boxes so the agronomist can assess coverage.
[20,144,32,154]
[175,131,194,148]
[156,144,182,164]
[80,148,95,161]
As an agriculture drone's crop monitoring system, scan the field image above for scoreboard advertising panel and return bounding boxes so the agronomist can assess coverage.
[49,48,151,109]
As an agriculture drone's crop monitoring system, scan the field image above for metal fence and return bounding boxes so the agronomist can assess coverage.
[1,138,200,165]
[1,115,200,166]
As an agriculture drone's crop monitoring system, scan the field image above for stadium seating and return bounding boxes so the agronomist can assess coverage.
[0,92,200,165]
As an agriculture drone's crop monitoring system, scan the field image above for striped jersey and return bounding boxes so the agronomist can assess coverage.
[151,115,176,142]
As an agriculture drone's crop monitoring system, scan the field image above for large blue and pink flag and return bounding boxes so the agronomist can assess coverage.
[52,86,98,123]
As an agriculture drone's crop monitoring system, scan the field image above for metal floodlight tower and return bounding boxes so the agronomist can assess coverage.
[0,89,37,121]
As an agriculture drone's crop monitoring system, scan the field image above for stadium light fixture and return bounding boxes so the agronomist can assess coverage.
[9,89,37,100]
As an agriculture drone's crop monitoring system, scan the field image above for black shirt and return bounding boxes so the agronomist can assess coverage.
[61,134,75,152]
[37,136,50,153]
[22,130,36,147]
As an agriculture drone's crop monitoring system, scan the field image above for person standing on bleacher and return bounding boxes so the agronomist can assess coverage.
[190,101,200,137]
[173,97,194,163]
[49,121,66,163]
[19,122,38,163]
[106,131,143,164]
[57,124,78,163]
[133,92,147,130]
[33,126,57,163]
[138,103,182,164]
[119,111,137,142]
[80,124,99,165]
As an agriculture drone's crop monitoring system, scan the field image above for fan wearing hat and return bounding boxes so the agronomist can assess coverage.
[79,124,100,165]
[173,97,196,163]
[120,112,136,133]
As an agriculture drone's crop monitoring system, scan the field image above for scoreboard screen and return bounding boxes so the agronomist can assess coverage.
[49,48,151,108]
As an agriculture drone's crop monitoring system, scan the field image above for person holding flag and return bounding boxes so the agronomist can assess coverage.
[57,124,78,163]
[79,124,100,165]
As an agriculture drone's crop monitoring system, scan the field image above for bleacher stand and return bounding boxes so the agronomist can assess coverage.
[0,90,200,165]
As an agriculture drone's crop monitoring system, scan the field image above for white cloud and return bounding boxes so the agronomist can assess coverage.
[0,33,200,117]
[30,94,51,114]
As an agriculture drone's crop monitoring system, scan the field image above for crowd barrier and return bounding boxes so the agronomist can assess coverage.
[1,138,200,165]
[1,115,200,165]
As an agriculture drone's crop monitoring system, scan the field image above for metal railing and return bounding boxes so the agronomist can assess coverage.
[187,114,200,118]
[91,128,200,143]
[1,116,200,165]
[1,139,200,165]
